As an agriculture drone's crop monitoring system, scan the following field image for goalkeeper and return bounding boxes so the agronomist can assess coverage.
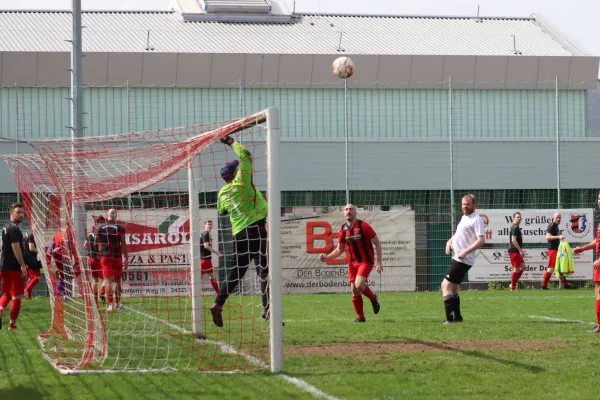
[210,135,269,328]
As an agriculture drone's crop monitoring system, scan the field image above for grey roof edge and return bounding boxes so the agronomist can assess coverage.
[0,9,535,20]
[295,12,535,20]
[530,12,590,56]
[0,9,175,13]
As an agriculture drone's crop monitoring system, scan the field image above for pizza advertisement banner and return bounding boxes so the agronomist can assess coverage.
[86,209,219,297]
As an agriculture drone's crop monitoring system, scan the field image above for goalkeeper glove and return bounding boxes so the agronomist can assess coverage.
[220,136,234,146]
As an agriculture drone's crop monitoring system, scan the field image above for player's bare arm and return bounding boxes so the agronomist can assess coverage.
[445,236,454,255]
[372,234,383,273]
[29,240,38,254]
[121,231,128,270]
[545,232,565,241]
[320,242,346,262]
[204,242,222,257]
[573,240,596,254]
[11,242,27,277]
[458,236,485,260]
[511,235,524,256]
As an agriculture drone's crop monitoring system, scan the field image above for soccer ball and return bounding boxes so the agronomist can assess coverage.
[332,57,354,79]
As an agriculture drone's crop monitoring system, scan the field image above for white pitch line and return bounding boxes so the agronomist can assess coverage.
[279,374,341,400]
[528,315,596,325]
[125,306,339,399]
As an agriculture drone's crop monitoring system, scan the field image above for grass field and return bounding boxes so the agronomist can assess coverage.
[1,289,600,400]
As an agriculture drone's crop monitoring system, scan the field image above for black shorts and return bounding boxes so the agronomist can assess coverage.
[234,218,267,269]
[445,260,472,285]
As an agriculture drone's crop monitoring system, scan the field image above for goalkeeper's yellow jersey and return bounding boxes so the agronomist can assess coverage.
[217,142,268,236]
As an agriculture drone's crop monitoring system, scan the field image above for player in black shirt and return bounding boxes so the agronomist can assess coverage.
[95,209,127,312]
[541,212,574,290]
[0,202,27,330]
[508,212,526,291]
[85,216,107,303]
[200,220,222,296]
[23,230,43,300]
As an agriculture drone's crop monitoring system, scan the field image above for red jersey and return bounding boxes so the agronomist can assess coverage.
[596,223,600,259]
[338,219,376,264]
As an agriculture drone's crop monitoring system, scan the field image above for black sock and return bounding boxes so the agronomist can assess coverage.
[443,294,454,321]
[453,294,462,320]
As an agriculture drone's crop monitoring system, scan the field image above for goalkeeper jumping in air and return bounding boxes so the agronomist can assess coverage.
[210,135,269,327]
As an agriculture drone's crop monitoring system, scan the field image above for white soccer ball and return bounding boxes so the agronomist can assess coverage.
[332,56,354,79]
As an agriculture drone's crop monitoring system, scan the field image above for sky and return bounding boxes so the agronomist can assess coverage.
[3,0,600,61]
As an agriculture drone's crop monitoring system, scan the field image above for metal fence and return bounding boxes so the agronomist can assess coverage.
[1,79,600,292]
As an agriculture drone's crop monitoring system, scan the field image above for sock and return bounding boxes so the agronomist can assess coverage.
[510,272,518,288]
[443,294,454,321]
[453,294,462,320]
[516,269,524,281]
[108,294,114,304]
[101,286,106,295]
[0,294,10,310]
[25,276,40,294]
[542,271,552,288]
[210,278,219,294]
[352,295,364,319]
[361,285,377,302]
[596,300,600,326]
[559,274,569,287]
[10,298,21,322]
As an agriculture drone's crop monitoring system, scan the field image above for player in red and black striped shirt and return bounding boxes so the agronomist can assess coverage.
[320,204,383,322]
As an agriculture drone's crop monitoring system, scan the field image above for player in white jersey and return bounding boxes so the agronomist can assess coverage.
[442,194,486,324]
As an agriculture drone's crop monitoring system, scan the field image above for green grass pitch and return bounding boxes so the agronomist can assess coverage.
[1,289,600,400]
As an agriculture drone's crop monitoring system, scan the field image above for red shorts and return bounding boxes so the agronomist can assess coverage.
[547,249,558,270]
[101,257,123,279]
[348,262,373,282]
[509,252,524,267]
[200,259,214,274]
[1,270,25,296]
[26,268,41,280]
[88,257,103,279]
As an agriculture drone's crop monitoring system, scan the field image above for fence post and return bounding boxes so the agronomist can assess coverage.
[555,76,561,209]
[14,83,20,203]
[449,77,455,232]
[344,78,350,204]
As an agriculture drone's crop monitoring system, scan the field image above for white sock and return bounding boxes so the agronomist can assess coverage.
[10,319,16,324]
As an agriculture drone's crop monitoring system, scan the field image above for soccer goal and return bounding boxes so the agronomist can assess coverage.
[1,108,282,374]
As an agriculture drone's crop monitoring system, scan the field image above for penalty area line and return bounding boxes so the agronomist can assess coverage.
[528,315,596,325]
[125,307,340,399]
[279,374,341,400]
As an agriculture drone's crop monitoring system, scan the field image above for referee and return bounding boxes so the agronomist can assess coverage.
[210,135,269,328]
[443,194,486,324]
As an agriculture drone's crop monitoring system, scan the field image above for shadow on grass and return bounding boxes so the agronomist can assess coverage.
[400,337,544,373]
[0,386,44,399]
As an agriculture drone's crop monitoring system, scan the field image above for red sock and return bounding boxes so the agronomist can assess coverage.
[596,300,600,326]
[0,294,11,310]
[510,272,518,288]
[101,286,106,295]
[108,294,114,303]
[352,296,364,319]
[10,298,21,321]
[542,271,552,288]
[210,278,219,294]
[361,285,376,302]
[25,277,40,293]
[517,270,524,280]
